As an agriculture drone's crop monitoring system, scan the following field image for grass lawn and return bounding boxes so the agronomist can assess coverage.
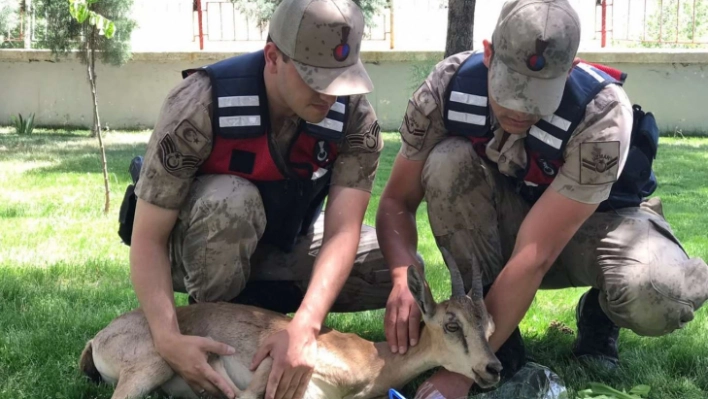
[1,128,707,399]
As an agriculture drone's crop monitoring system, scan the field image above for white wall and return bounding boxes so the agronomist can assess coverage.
[1,49,707,134]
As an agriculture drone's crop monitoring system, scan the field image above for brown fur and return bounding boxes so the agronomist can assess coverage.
[80,266,502,399]
[79,340,103,384]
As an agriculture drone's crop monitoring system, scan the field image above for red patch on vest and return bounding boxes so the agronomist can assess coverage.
[526,152,562,185]
[290,134,338,178]
[200,130,338,181]
[200,135,284,181]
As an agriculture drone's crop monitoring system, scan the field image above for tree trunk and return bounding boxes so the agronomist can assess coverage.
[88,28,110,215]
[444,0,476,58]
[23,0,33,49]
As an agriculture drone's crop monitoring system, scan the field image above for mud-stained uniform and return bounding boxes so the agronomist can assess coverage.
[399,50,708,336]
[134,70,392,312]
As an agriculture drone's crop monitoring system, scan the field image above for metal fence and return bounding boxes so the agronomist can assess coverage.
[595,0,708,47]
[2,0,706,50]
[202,1,267,42]
[0,1,29,48]
[193,0,391,47]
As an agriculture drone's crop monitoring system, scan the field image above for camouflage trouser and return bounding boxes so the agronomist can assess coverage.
[422,137,708,337]
[168,174,392,313]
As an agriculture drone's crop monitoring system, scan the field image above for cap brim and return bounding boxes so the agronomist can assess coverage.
[292,58,374,96]
[489,57,567,116]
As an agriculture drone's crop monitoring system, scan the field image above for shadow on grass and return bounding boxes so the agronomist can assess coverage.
[654,144,708,193]
[0,204,30,219]
[518,315,708,398]
[28,143,146,177]
[0,259,180,399]
[1,133,706,398]
[0,132,148,181]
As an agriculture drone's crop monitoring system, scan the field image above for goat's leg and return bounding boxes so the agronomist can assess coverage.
[238,357,273,399]
[110,363,173,399]
[110,373,160,399]
[211,357,244,397]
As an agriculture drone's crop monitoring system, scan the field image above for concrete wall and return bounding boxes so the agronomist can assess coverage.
[1,49,707,134]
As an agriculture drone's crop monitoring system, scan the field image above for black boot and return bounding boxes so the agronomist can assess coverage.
[483,284,527,381]
[572,288,620,369]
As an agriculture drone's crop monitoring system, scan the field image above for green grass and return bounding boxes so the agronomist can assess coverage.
[1,129,707,399]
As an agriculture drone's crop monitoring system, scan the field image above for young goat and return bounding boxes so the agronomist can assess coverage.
[80,254,501,399]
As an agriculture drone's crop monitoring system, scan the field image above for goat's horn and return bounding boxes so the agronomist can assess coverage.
[470,265,484,300]
[440,247,466,297]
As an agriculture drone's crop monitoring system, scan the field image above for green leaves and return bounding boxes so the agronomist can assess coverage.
[67,0,117,39]
[68,1,89,23]
[104,20,116,38]
[10,113,36,135]
[576,383,651,399]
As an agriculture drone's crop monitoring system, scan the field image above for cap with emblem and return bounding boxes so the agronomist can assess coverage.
[489,0,581,116]
[268,0,373,96]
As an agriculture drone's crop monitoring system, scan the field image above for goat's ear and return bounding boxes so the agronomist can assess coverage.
[486,315,496,339]
[407,265,436,319]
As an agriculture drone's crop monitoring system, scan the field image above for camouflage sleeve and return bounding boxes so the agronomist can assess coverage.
[134,72,214,209]
[550,84,633,204]
[398,52,475,161]
[330,94,383,193]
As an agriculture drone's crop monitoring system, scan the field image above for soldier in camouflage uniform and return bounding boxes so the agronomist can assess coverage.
[375,0,708,398]
[125,1,392,398]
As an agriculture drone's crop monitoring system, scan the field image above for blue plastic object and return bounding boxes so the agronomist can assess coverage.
[389,388,408,399]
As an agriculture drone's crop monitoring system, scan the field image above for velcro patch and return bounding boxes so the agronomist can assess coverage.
[579,141,620,185]
[229,149,256,174]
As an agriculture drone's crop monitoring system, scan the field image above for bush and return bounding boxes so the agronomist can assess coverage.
[11,113,36,135]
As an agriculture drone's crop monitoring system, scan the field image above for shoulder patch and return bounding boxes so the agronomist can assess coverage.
[579,141,620,185]
[159,126,202,179]
[364,120,382,150]
[175,119,209,149]
[399,100,431,151]
[346,120,382,152]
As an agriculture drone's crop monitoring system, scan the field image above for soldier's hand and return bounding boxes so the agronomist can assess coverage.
[385,280,421,355]
[250,323,318,399]
[156,333,238,398]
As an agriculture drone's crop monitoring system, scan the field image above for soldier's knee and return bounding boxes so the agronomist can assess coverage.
[176,175,265,303]
[603,259,708,336]
[196,175,266,230]
[422,137,481,191]
[188,270,248,303]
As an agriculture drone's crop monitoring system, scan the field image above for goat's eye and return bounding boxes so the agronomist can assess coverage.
[444,322,460,333]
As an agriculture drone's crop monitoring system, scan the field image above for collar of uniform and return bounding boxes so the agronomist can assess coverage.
[272,115,301,135]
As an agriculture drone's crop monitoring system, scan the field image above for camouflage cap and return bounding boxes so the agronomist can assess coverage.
[489,0,581,116]
[268,0,374,96]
